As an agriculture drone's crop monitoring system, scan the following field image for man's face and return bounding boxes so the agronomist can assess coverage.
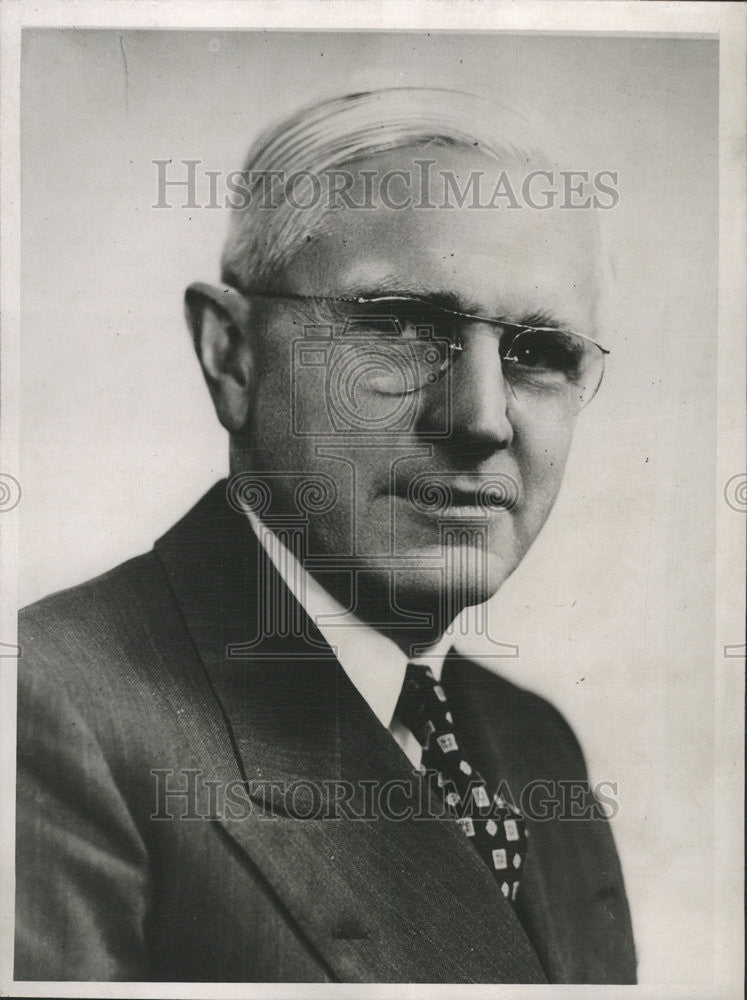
[243,144,601,616]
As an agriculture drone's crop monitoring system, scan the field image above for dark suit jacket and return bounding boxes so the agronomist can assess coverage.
[15,481,636,983]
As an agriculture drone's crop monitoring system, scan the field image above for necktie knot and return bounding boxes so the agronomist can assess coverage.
[395,663,451,741]
[401,661,436,694]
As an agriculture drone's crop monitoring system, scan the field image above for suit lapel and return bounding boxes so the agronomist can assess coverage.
[153,482,546,983]
[442,653,636,984]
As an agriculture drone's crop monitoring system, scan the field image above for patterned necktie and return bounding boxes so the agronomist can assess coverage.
[395,662,528,905]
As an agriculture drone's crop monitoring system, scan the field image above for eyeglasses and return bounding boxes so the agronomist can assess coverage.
[247,290,609,414]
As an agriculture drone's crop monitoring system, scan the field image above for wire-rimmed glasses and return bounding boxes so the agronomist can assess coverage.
[229,288,609,415]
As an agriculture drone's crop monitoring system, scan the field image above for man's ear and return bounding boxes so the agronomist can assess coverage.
[184,282,256,433]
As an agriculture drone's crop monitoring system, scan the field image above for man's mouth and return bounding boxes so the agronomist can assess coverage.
[390,473,520,517]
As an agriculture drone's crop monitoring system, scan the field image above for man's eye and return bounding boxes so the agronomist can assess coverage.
[503,329,585,377]
[343,304,445,340]
[343,314,402,337]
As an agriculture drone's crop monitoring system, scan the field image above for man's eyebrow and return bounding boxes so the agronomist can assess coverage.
[339,287,573,330]
[514,309,569,330]
[342,285,483,314]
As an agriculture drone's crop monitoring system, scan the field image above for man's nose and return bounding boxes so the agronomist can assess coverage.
[420,325,514,462]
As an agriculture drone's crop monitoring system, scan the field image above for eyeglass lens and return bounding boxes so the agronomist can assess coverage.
[328,300,605,413]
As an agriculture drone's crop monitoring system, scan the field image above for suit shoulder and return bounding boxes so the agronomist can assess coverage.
[496,669,582,747]
[448,655,587,769]
[18,551,178,686]
[22,551,162,633]
[17,546,203,770]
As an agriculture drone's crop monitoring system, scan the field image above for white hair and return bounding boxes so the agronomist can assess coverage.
[220,87,554,292]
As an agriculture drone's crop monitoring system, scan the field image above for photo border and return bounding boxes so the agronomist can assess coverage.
[1,3,743,998]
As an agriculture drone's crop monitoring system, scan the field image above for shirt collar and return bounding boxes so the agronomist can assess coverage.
[246,511,450,729]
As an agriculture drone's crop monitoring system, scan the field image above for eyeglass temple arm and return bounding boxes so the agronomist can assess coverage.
[207,285,610,354]
[355,296,610,354]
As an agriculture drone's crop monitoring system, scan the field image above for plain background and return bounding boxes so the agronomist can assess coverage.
[20,30,718,985]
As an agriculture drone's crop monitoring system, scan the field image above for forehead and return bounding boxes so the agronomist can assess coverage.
[282,144,602,333]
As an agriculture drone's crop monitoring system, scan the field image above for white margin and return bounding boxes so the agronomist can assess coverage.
[0,2,744,999]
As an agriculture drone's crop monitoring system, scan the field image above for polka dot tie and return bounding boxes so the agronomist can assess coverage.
[395,662,528,905]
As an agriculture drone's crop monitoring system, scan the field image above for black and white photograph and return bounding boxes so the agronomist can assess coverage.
[0,1,744,996]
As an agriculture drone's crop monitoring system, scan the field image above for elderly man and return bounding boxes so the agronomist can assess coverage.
[15,89,635,984]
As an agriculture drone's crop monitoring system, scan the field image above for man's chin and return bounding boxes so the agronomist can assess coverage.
[381,544,515,614]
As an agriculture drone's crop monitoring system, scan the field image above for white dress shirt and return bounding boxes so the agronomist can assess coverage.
[247,512,450,768]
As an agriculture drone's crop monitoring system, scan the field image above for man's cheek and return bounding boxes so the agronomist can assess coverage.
[524,420,574,476]
[516,438,573,521]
